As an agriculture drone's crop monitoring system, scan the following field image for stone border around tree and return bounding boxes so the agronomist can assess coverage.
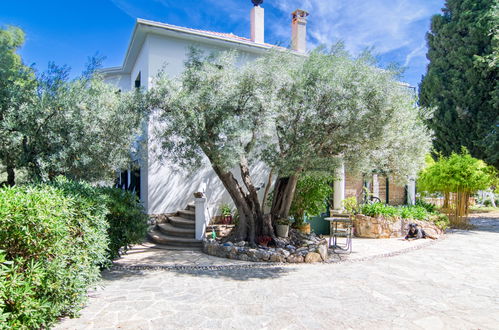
[202,237,328,263]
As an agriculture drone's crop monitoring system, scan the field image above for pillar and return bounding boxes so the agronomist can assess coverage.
[195,197,208,240]
[333,162,345,211]
[407,177,416,205]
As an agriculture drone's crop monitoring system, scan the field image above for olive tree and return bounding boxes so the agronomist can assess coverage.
[0,26,146,184]
[148,47,432,243]
[0,26,36,185]
[264,49,431,221]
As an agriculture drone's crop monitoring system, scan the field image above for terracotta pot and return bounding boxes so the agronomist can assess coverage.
[296,223,311,234]
[276,224,289,238]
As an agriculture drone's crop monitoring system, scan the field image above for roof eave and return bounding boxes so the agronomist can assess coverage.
[101,18,305,76]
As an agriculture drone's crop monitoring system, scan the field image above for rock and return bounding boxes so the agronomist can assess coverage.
[234,241,246,247]
[274,240,286,249]
[256,249,271,261]
[296,247,308,253]
[270,253,285,263]
[305,252,322,263]
[287,254,304,263]
[317,244,328,261]
[285,244,296,251]
[247,249,259,261]
[238,254,249,261]
[308,244,318,251]
[276,248,290,258]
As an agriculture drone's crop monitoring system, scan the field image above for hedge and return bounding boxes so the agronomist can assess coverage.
[0,179,148,328]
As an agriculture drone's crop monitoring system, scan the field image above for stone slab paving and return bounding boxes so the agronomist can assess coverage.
[113,234,433,268]
[56,211,499,329]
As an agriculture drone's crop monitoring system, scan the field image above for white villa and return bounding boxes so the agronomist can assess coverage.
[101,1,416,246]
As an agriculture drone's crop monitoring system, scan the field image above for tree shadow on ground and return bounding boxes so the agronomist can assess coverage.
[170,266,293,281]
[101,265,294,282]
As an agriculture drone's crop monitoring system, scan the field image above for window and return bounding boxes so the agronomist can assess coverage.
[134,72,141,88]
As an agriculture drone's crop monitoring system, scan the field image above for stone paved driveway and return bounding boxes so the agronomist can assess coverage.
[56,212,499,329]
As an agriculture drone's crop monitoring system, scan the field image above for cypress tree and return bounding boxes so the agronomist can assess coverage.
[419,0,499,168]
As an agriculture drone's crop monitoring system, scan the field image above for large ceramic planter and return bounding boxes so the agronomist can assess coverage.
[276,224,289,238]
[295,223,311,235]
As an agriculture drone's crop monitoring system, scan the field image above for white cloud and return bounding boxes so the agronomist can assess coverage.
[404,40,427,67]
[269,0,440,55]
[265,0,444,85]
[108,0,444,86]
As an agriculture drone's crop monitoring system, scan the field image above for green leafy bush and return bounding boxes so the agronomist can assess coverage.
[415,199,437,213]
[359,202,432,221]
[429,213,450,230]
[0,185,108,328]
[0,179,148,328]
[399,205,429,221]
[100,187,148,260]
[342,196,359,214]
[359,202,399,218]
[290,174,333,226]
[50,178,148,261]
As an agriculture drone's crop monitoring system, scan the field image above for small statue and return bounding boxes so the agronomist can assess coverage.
[251,0,264,6]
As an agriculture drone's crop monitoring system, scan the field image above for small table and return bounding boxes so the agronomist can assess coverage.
[324,216,353,254]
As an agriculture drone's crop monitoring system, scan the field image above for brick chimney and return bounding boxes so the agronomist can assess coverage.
[291,9,309,53]
[250,0,264,44]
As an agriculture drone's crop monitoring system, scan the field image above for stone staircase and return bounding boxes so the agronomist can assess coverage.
[147,203,202,249]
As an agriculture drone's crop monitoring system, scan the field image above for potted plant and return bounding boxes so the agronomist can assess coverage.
[276,218,290,238]
[219,203,232,225]
[290,174,333,234]
[257,236,272,247]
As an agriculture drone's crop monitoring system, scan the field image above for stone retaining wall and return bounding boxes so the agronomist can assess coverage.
[203,233,329,263]
[353,215,444,239]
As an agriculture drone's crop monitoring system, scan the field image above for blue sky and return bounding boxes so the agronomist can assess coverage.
[0,0,444,87]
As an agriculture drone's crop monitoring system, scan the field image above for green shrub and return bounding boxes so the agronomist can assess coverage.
[0,184,108,328]
[359,202,399,218]
[0,179,148,328]
[415,199,437,213]
[342,196,359,214]
[429,213,450,230]
[399,205,430,220]
[99,187,148,260]
[50,178,148,261]
[359,202,433,221]
[290,174,333,225]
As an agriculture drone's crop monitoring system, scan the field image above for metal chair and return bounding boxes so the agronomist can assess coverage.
[326,213,353,254]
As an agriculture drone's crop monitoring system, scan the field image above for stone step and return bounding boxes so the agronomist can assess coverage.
[169,216,195,229]
[178,209,195,220]
[147,228,202,247]
[157,223,195,238]
[186,203,195,211]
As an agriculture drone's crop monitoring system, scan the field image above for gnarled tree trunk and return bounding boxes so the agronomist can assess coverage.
[211,157,276,244]
[6,165,15,186]
[270,174,299,221]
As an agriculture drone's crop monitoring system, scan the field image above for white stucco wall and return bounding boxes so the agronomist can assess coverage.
[145,33,270,216]
[104,74,130,92]
[104,30,272,217]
